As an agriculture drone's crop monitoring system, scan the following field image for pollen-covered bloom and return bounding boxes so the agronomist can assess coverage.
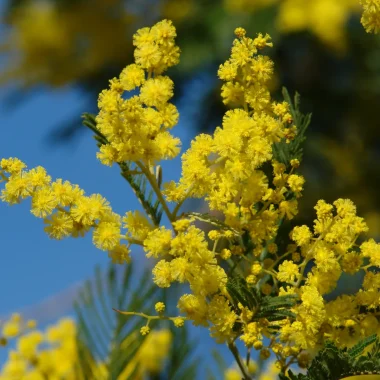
[0,317,78,378]
[164,28,297,250]
[95,20,181,167]
[360,0,380,33]
[0,159,133,263]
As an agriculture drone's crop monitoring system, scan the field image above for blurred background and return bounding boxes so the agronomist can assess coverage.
[1,0,380,376]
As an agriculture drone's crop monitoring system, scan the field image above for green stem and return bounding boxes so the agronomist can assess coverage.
[268,250,293,270]
[246,348,251,368]
[172,196,188,220]
[136,162,174,223]
[227,342,251,380]
[113,309,183,323]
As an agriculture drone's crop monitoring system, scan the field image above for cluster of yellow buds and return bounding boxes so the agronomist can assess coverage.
[360,0,380,33]
[0,317,77,379]
[96,20,181,167]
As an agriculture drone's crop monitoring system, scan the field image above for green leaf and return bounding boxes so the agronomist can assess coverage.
[280,336,380,380]
[227,276,298,326]
[227,275,258,309]
[74,263,218,380]
[348,333,377,358]
[273,88,312,167]
[74,262,160,378]
[165,323,200,380]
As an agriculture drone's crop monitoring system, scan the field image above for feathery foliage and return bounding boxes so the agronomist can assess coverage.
[280,335,380,380]
[74,263,159,379]
[273,88,312,167]
[74,263,213,379]
[227,275,297,325]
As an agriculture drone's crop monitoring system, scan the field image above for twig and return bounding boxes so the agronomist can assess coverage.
[227,342,251,380]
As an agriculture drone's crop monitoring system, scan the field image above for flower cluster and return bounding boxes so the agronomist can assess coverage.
[2,20,380,377]
[360,0,380,33]
[0,313,172,380]
[0,313,36,344]
[0,157,136,264]
[0,317,78,379]
[96,19,181,167]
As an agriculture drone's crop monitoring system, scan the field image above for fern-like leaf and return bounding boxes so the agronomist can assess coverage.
[227,276,298,324]
[283,336,380,380]
[273,88,312,167]
[348,334,377,358]
[74,263,217,380]
[74,263,160,379]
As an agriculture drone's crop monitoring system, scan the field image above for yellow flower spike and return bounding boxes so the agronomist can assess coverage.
[251,263,262,275]
[234,27,246,38]
[2,321,20,338]
[291,225,312,247]
[155,302,166,313]
[246,275,257,284]
[172,317,185,328]
[290,158,300,168]
[208,230,220,241]
[108,244,131,265]
[360,0,380,33]
[220,248,232,260]
[140,326,150,336]
[253,33,273,49]
[95,20,181,168]
[277,260,300,283]
[92,221,121,251]
[119,64,145,91]
[0,158,27,175]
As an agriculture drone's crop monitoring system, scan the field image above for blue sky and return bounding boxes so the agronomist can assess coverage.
[0,84,119,315]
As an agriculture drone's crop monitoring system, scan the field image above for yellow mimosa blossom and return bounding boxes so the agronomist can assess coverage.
[95,20,181,167]
[0,317,77,378]
[2,19,380,376]
[360,0,380,33]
